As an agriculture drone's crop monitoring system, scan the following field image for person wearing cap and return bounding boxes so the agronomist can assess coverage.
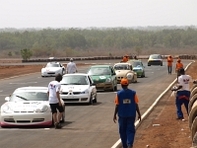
[171,68,196,120]
[113,78,141,148]
[167,55,173,74]
[66,58,78,74]
[47,73,64,129]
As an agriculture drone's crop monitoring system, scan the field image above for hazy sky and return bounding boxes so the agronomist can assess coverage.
[0,0,197,29]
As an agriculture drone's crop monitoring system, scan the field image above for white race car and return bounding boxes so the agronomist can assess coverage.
[60,73,97,104]
[41,62,65,77]
[0,87,65,128]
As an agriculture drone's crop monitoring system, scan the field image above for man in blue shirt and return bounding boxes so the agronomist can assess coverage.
[113,78,141,148]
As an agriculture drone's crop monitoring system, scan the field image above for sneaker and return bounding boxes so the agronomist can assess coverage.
[176,117,184,120]
[55,123,62,129]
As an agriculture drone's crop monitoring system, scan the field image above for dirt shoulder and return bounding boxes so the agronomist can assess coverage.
[134,61,197,148]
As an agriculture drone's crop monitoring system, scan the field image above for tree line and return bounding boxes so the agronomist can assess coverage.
[0,26,197,59]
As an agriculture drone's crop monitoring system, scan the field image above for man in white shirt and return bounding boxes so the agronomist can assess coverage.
[172,68,196,120]
[47,73,64,129]
[66,58,78,74]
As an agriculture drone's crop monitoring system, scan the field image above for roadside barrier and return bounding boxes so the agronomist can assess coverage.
[22,54,197,63]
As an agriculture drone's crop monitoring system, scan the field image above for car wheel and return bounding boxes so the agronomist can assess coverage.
[142,72,145,78]
[89,94,93,105]
[92,94,97,103]
[114,85,117,91]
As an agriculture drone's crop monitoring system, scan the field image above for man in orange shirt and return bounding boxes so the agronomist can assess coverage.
[121,55,129,62]
[167,55,173,74]
[176,58,184,80]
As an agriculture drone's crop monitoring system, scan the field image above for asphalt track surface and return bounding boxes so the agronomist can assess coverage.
[0,59,191,148]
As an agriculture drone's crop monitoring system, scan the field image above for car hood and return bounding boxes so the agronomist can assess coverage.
[61,85,89,92]
[1,101,49,112]
[90,75,111,81]
[133,66,143,70]
[115,70,132,76]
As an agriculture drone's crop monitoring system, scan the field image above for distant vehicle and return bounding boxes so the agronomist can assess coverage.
[147,54,163,66]
[48,57,55,60]
[60,73,97,104]
[87,65,117,91]
[113,62,137,83]
[0,87,65,128]
[41,62,65,77]
[128,60,145,78]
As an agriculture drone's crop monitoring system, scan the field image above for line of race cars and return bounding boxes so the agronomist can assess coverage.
[0,54,163,128]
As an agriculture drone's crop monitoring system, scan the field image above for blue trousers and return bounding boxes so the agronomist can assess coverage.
[176,90,190,118]
[118,116,136,148]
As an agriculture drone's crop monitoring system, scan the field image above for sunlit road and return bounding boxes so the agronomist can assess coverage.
[0,59,192,148]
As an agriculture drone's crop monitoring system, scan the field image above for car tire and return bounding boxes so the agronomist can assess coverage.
[114,85,117,91]
[142,72,145,78]
[92,94,97,103]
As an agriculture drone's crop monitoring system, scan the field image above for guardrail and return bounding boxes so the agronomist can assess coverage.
[22,54,197,63]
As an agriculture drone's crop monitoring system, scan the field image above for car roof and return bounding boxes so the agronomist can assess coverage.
[47,61,61,64]
[14,87,48,92]
[114,62,131,65]
[90,65,111,68]
[63,73,89,77]
[128,60,142,62]
[149,54,162,56]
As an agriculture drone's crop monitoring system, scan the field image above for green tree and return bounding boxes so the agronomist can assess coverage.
[20,48,32,60]
[8,51,12,57]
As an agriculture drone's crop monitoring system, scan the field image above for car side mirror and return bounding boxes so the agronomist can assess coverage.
[5,97,10,101]
[91,83,96,86]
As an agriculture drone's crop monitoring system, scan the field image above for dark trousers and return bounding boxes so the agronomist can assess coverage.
[118,116,136,148]
[167,66,172,74]
[176,90,190,118]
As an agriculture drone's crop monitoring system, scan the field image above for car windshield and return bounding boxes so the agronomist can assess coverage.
[88,67,111,75]
[46,63,59,67]
[10,92,48,102]
[61,75,88,85]
[150,55,162,59]
[114,64,130,70]
[132,62,143,67]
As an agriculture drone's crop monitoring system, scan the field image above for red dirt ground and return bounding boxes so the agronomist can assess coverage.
[0,61,197,148]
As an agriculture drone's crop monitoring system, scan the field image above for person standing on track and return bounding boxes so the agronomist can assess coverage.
[66,58,78,74]
[47,73,64,129]
[175,58,184,80]
[167,55,173,74]
[113,78,141,148]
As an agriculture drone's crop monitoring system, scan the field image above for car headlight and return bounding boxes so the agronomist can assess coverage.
[81,89,89,94]
[35,105,49,113]
[126,73,133,80]
[2,104,13,113]
[106,78,112,82]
